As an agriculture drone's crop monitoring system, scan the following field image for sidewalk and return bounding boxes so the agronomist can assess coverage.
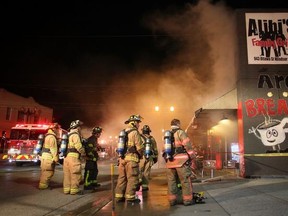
[84,167,288,216]
[1,159,287,216]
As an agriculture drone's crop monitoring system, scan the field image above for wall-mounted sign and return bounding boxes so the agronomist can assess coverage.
[245,12,288,64]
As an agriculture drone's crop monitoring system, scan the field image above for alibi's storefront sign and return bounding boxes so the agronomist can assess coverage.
[237,10,288,177]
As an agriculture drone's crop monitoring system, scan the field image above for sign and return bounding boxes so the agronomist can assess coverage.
[245,12,288,64]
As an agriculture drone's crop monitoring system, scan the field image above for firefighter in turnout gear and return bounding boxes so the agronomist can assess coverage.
[164,119,196,206]
[115,114,144,203]
[38,123,60,190]
[63,120,86,195]
[139,125,158,191]
[83,126,103,190]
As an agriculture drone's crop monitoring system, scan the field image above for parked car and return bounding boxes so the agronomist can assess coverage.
[98,148,108,159]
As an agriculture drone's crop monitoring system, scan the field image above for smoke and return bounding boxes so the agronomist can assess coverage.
[97,0,237,143]
[0,0,238,146]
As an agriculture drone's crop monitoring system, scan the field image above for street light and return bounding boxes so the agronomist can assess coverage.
[154,105,175,131]
[154,105,175,113]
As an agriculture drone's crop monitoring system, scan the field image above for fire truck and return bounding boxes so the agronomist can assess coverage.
[2,123,66,166]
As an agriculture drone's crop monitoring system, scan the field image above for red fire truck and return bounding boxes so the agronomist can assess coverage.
[2,123,66,166]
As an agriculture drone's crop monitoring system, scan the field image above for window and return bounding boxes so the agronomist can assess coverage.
[17,110,25,123]
[6,107,12,121]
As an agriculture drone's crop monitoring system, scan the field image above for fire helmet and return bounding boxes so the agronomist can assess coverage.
[92,126,102,134]
[141,125,151,134]
[70,120,83,129]
[124,114,143,124]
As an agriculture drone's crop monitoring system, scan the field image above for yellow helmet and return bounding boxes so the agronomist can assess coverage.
[125,114,143,124]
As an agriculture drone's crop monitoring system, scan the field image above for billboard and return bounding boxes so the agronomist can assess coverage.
[245,13,288,64]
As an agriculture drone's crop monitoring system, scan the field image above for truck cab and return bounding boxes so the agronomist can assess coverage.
[2,124,66,166]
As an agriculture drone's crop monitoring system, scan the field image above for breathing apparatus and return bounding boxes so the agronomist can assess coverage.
[144,136,152,159]
[164,130,174,160]
[117,130,127,158]
[60,133,68,157]
[34,134,45,155]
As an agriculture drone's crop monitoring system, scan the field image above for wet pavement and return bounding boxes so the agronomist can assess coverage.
[80,167,288,216]
[1,159,288,216]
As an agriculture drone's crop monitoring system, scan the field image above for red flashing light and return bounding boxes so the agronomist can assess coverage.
[15,124,24,127]
[14,123,52,129]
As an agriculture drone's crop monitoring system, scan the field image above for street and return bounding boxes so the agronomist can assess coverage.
[1,159,288,216]
[0,158,115,216]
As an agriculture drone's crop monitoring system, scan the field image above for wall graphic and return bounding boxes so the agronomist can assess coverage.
[248,116,288,152]
[240,73,288,176]
[246,12,288,64]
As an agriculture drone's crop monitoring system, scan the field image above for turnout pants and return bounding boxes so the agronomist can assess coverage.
[39,158,56,189]
[63,156,82,195]
[115,159,140,201]
[167,164,193,204]
[84,160,98,186]
[139,158,153,189]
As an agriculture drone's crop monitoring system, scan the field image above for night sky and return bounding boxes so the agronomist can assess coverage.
[1,0,287,137]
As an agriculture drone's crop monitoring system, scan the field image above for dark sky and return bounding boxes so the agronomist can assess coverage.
[1,0,287,137]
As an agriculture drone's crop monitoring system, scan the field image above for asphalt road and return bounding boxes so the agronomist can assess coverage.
[0,158,115,216]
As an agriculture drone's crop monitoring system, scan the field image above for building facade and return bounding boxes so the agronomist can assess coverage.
[0,88,53,137]
[192,9,288,177]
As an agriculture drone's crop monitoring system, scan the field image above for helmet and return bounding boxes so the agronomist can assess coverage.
[70,120,83,129]
[124,114,143,124]
[141,125,151,134]
[92,126,102,134]
[171,119,180,126]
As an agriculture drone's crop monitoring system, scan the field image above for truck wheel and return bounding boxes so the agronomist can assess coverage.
[16,162,23,167]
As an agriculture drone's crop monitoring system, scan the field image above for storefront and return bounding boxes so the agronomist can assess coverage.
[192,9,288,178]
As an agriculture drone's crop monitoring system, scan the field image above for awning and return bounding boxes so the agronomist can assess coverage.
[202,88,237,110]
[190,88,238,133]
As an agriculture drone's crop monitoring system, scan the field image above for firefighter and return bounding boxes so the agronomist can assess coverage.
[83,126,103,190]
[164,118,195,206]
[139,125,158,191]
[38,123,60,190]
[63,120,86,195]
[0,131,6,153]
[115,114,144,203]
